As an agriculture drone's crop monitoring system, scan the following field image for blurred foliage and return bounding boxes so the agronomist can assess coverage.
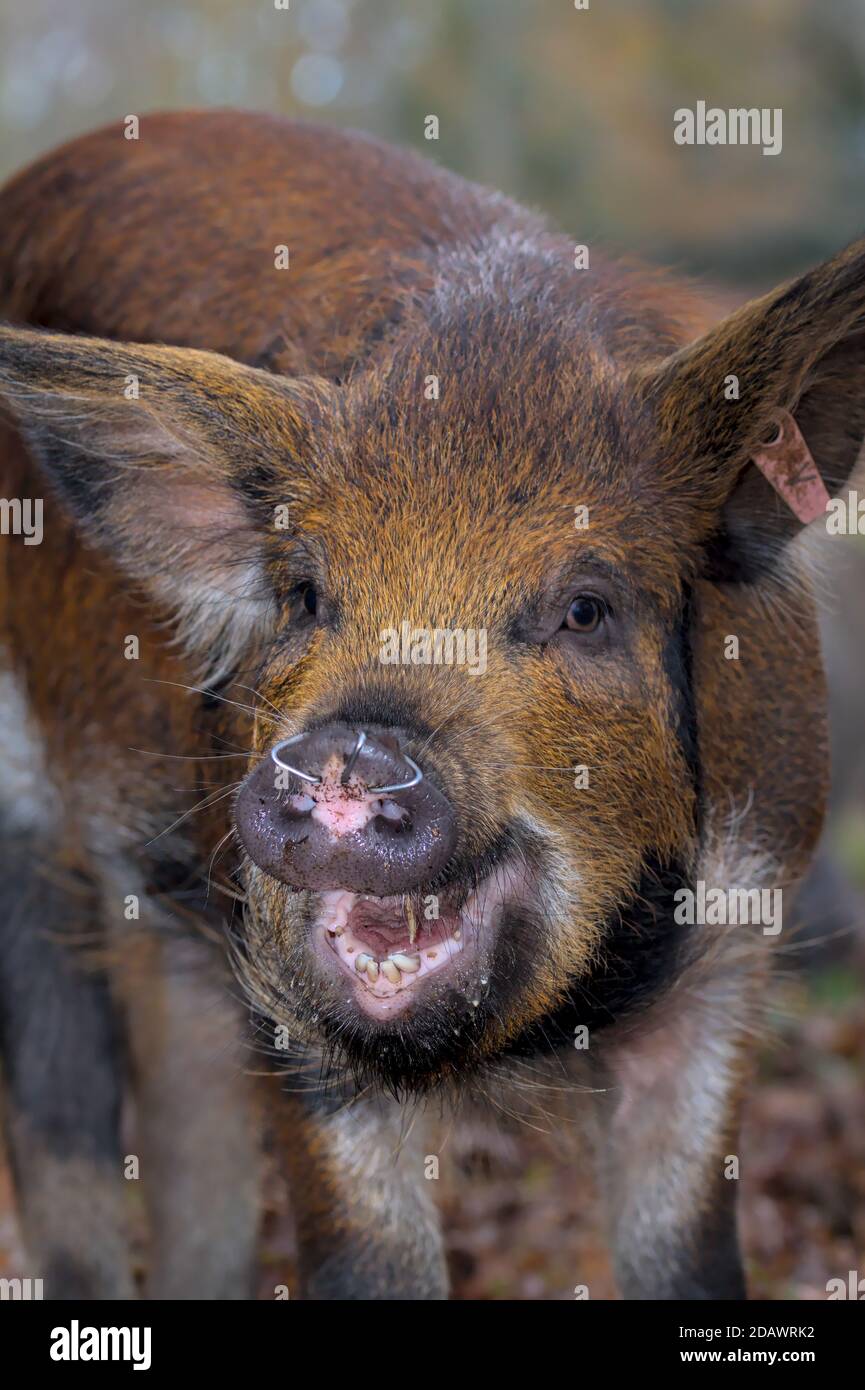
[1,0,865,287]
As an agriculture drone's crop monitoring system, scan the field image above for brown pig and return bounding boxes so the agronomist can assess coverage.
[0,111,860,1299]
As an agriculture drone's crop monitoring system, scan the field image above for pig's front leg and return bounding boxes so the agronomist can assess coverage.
[119,929,263,1300]
[278,1087,448,1300]
[589,975,751,1300]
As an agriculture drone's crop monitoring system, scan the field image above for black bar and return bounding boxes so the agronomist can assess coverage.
[0,1298,858,1375]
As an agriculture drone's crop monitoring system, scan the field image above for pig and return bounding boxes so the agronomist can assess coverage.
[0,110,860,1300]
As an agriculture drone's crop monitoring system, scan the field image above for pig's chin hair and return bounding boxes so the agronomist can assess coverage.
[230,866,322,1049]
[232,861,566,1100]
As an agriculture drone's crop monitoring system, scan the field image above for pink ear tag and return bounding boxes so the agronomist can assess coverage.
[750,410,831,525]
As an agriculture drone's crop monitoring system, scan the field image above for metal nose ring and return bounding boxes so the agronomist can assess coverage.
[340,730,367,784]
[270,731,424,796]
[370,755,423,796]
[271,732,322,785]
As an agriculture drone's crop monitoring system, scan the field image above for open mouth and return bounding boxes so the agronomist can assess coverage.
[314,867,523,1020]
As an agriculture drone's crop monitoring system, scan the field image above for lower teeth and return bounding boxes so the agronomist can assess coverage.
[352,949,423,985]
[390,952,420,972]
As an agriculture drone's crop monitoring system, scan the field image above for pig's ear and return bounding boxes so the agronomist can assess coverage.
[0,325,327,682]
[636,237,865,580]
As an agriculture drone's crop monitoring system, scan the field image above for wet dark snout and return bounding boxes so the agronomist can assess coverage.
[234,723,457,895]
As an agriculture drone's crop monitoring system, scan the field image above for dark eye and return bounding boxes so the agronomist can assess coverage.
[290,582,318,620]
[563,595,606,633]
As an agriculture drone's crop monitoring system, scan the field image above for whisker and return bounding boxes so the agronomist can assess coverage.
[129,747,253,761]
[231,680,286,723]
[142,677,279,724]
[146,782,242,846]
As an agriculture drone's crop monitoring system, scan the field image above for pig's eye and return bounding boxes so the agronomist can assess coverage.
[289,582,319,621]
[563,595,606,633]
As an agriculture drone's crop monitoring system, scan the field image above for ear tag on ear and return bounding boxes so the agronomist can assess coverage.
[751,411,831,525]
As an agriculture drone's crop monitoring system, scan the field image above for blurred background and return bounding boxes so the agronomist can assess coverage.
[0,0,863,1298]
[3,0,865,283]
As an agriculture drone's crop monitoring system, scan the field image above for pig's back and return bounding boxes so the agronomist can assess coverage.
[0,109,530,378]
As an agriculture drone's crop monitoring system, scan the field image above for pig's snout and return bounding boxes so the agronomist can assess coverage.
[234,723,457,895]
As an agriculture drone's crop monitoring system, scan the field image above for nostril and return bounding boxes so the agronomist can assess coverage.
[373,797,413,837]
[374,814,413,837]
